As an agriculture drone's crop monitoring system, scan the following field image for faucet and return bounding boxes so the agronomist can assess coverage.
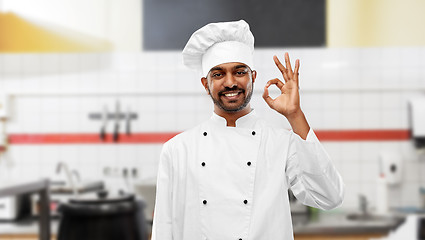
[72,170,81,183]
[359,194,369,216]
[56,161,78,197]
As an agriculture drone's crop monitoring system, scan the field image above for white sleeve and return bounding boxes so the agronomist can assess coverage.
[286,129,345,210]
[151,143,173,239]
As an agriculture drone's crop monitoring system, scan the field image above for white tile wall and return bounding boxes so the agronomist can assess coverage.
[1,48,425,211]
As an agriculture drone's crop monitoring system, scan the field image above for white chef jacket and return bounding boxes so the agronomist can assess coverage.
[152,110,344,240]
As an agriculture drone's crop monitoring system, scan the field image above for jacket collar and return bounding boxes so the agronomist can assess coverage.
[210,109,258,128]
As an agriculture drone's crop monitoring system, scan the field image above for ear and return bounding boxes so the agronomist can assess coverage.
[201,77,210,95]
[251,70,257,83]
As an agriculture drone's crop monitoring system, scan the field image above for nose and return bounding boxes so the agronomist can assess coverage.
[223,73,237,88]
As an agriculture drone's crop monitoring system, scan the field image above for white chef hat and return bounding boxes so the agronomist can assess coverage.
[182,20,255,77]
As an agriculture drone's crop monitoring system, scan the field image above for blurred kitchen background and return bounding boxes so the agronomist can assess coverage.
[1,0,425,239]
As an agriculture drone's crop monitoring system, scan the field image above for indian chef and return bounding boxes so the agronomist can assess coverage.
[152,20,345,240]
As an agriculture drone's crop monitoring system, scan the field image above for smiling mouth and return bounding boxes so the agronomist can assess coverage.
[220,89,244,96]
[220,91,243,101]
[224,92,239,97]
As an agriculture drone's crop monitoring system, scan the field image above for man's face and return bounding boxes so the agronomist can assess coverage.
[201,62,256,113]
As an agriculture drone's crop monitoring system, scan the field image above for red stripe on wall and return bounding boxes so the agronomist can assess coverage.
[6,130,410,144]
[8,133,180,144]
[315,130,410,141]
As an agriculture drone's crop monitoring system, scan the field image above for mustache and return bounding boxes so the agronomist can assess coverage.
[218,86,245,96]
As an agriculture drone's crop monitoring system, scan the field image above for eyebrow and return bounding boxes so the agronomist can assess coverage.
[209,66,223,72]
[234,64,249,70]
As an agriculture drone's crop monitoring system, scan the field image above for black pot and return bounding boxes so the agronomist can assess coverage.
[57,191,148,240]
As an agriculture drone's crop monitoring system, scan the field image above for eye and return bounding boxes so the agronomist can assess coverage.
[212,72,223,78]
[236,70,247,76]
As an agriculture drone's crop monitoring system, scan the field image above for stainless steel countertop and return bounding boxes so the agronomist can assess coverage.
[0,179,49,197]
[293,211,405,236]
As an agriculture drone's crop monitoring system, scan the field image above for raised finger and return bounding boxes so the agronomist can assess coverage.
[282,67,290,82]
[285,52,294,76]
[273,55,287,75]
[294,59,300,83]
[274,55,290,82]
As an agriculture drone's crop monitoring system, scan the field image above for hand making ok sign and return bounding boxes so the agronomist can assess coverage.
[263,52,310,139]
[263,52,302,119]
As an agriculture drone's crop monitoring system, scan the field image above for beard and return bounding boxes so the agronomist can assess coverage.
[207,82,254,113]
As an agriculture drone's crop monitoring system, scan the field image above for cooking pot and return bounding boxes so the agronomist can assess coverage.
[57,190,148,240]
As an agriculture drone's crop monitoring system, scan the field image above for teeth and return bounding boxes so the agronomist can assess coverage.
[224,92,238,97]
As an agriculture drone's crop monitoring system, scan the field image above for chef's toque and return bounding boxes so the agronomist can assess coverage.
[182,20,255,77]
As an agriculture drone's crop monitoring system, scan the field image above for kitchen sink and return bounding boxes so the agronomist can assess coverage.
[50,180,104,194]
[347,213,388,221]
[31,180,106,218]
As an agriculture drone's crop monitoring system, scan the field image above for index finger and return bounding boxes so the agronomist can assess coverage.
[265,78,285,90]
